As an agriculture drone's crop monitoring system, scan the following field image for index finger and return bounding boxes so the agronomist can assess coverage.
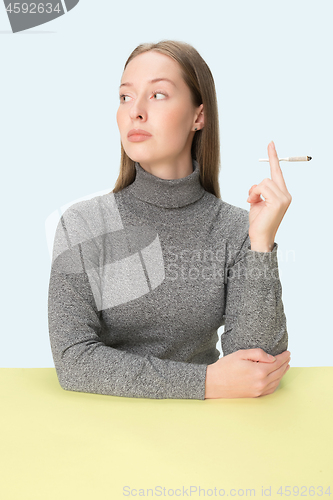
[268,141,289,194]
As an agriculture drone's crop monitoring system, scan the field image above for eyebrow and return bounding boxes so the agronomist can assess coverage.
[119,78,176,89]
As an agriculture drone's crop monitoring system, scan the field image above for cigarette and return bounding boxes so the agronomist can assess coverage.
[259,156,312,162]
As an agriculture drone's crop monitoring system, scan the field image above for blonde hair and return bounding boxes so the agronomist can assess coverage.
[112,40,221,199]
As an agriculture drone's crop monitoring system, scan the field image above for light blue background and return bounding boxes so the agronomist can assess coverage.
[1,0,332,368]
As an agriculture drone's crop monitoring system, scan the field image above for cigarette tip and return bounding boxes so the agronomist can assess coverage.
[307,156,312,161]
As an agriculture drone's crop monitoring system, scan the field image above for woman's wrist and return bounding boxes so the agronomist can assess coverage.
[250,240,274,252]
[204,363,216,399]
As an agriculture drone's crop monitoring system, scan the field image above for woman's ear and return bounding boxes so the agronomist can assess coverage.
[194,104,204,131]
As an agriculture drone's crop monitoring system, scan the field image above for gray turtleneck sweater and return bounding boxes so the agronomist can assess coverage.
[48,159,288,400]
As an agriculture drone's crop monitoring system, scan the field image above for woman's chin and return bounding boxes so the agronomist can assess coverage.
[126,152,155,165]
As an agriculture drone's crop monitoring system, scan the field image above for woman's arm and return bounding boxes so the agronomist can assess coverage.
[221,141,290,358]
[206,227,289,399]
[220,231,288,357]
[48,214,207,400]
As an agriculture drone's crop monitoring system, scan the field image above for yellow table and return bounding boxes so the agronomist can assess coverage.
[1,367,332,500]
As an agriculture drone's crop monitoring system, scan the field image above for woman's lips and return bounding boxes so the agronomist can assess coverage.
[127,134,152,142]
[127,129,152,142]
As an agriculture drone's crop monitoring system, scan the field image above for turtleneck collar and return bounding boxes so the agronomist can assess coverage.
[126,158,206,209]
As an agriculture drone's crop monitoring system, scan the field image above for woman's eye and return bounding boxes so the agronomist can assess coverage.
[119,95,130,102]
[152,93,166,100]
[119,93,166,102]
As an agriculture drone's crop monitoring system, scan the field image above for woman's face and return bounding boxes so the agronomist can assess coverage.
[116,50,203,173]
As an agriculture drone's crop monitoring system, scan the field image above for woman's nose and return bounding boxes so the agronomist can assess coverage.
[129,97,147,121]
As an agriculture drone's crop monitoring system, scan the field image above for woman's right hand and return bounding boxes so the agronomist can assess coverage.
[205,348,291,399]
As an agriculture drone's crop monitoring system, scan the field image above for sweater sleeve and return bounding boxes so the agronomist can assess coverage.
[48,210,208,400]
[220,228,288,357]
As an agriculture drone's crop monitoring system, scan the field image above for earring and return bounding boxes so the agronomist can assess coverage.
[194,128,197,131]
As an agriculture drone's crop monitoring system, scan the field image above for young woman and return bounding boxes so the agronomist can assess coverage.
[48,40,291,400]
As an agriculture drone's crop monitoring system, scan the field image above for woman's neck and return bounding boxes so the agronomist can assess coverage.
[138,156,194,180]
[124,158,205,209]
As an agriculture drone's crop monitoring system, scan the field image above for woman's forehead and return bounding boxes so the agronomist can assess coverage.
[123,51,182,82]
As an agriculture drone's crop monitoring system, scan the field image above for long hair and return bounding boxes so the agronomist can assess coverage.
[112,40,221,199]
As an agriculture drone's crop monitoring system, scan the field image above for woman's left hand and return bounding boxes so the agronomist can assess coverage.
[247,141,292,251]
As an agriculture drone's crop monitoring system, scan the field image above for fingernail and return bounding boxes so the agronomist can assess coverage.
[271,141,275,150]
